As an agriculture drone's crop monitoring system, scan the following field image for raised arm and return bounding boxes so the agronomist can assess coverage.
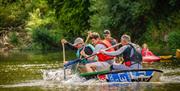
[61,39,77,50]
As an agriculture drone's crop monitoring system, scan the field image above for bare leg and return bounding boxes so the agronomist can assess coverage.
[78,64,87,73]
[85,63,95,72]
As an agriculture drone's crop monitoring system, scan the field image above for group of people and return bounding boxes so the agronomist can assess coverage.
[61,30,143,73]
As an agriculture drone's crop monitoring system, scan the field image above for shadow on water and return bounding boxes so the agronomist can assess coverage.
[0,50,180,91]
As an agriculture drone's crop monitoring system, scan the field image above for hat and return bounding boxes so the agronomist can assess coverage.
[103,30,111,34]
[121,34,131,42]
[73,37,84,46]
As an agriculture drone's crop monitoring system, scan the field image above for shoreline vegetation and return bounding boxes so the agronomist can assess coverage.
[0,0,180,55]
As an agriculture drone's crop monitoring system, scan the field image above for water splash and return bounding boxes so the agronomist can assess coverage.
[42,68,104,85]
[42,68,86,83]
[1,67,180,89]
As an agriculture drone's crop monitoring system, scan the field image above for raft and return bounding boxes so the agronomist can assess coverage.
[143,56,161,63]
[176,49,180,59]
[80,69,163,82]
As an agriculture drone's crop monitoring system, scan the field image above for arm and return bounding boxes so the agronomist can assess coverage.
[86,44,106,61]
[80,44,94,57]
[61,39,77,50]
[65,42,77,50]
[93,44,106,54]
[102,45,128,56]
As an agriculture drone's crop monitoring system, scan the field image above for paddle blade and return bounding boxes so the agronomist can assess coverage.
[64,58,81,68]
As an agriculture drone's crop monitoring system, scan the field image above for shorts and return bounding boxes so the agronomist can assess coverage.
[112,63,142,70]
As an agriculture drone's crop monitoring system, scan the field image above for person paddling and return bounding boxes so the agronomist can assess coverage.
[103,30,118,50]
[61,37,95,72]
[101,34,142,70]
[84,32,115,72]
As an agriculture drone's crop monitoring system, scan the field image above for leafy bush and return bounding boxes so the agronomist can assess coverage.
[32,27,60,50]
[167,31,180,49]
[47,0,90,40]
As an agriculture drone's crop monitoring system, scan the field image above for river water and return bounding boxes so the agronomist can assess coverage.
[0,50,180,91]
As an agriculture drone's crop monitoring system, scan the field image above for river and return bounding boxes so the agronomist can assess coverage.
[0,50,180,91]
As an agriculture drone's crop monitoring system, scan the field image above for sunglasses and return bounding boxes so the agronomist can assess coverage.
[103,33,110,36]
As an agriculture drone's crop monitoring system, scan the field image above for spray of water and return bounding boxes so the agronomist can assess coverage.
[41,68,104,85]
[42,68,86,83]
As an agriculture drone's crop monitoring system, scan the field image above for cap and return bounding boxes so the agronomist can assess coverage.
[103,30,111,34]
[121,34,131,42]
[73,37,84,46]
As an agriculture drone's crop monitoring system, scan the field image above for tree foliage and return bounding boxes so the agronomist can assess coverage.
[0,0,179,51]
[90,0,180,44]
[168,30,180,49]
[47,0,90,40]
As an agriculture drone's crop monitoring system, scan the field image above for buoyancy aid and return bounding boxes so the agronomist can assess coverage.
[76,44,95,58]
[106,38,117,46]
[123,44,142,67]
[76,44,95,64]
[96,40,115,62]
[141,48,154,56]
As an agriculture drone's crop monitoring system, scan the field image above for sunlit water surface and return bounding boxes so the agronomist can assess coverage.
[0,50,180,91]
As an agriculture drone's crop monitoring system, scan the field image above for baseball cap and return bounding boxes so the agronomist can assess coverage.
[103,30,111,34]
[73,37,84,46]
[121,34,131,42]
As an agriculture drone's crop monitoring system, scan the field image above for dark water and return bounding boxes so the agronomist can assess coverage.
[0,50,180,91]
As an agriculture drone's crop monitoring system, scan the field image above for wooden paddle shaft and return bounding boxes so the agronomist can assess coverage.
[80,34,90,59]
[103,43,121,51]
[62,43,66,63]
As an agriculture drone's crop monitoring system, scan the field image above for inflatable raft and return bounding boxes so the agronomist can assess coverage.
[80,69,163,82]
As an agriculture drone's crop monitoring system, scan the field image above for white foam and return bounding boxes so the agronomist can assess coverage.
[42,68,104,85]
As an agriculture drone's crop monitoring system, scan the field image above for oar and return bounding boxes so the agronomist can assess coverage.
[64,58,82,67]
[62,43,66,80]
[64,43,121,68]
[75,34,90,72]
[102,43,121,52]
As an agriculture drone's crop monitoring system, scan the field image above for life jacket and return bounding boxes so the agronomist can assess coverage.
[106,38,117,46]
[76,44,95,64]
[141,48,154,56]
[96,40,115,62]
[123,44,142,67]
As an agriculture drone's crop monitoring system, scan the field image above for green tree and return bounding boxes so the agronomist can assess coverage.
[47,0,91,40]
[90,0,180,50]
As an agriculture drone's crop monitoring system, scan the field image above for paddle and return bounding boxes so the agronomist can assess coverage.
[64,58,82,68]
[62,42,66,80]
[74,34,90,72]
[64,43,122,68]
